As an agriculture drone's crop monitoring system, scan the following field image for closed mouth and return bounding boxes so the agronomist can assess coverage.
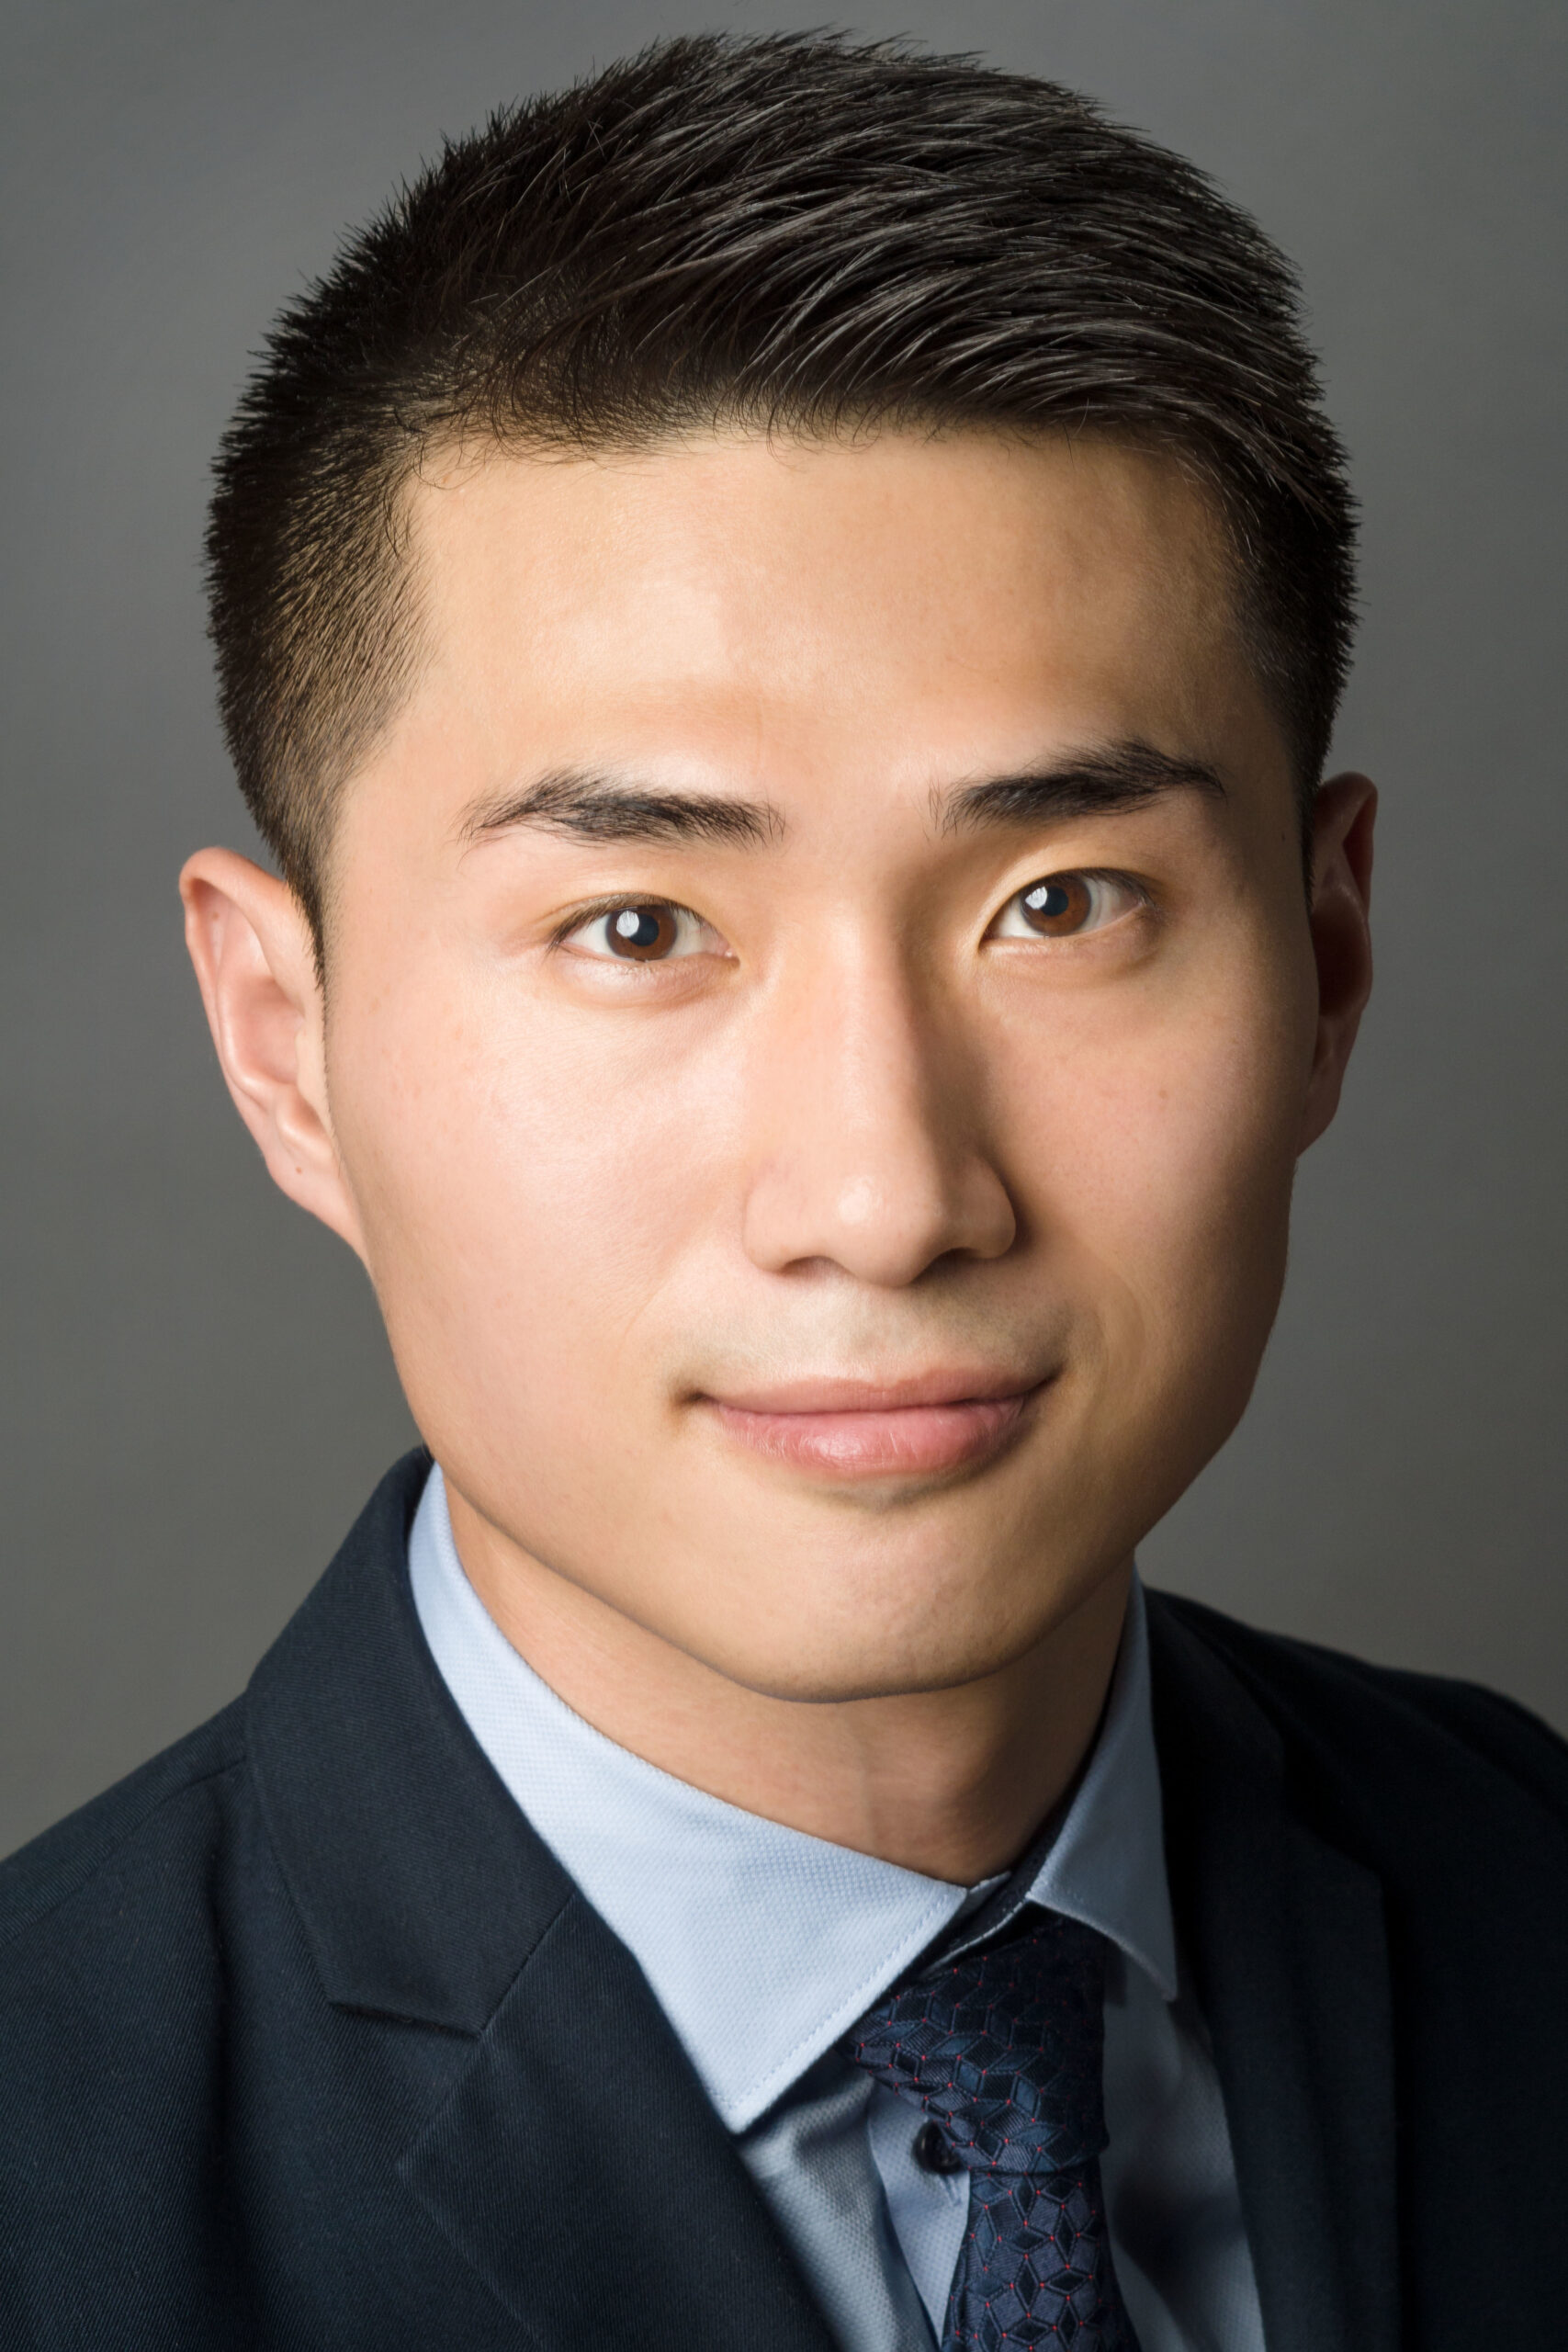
[699,1372,1049,1481]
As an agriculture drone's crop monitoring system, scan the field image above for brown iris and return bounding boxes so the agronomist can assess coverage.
[1017,875,1093,936]
[604,904,680,961]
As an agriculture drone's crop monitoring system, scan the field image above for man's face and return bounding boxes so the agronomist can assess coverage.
[315,429,1348,1700]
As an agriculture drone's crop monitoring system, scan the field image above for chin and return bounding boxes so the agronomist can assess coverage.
[691,1570,1073,1705]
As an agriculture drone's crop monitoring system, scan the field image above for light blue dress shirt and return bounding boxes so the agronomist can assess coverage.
[409,1465,1265,2352]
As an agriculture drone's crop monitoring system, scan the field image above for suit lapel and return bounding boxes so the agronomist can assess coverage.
[248,1453,835,2352]
[1147,1597,1400,2352]
[400,1892,838,2352]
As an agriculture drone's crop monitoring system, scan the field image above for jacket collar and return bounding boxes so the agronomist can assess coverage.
[1147,1592,1400,2352]
[246,1449,571,2029]
[245,1451,837,2352]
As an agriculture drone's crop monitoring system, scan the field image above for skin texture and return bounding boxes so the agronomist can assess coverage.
[183,428,1374,1881]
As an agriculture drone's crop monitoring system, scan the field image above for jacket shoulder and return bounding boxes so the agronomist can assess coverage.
[0,1699,249,1953]
[1146,1588,1568,1823]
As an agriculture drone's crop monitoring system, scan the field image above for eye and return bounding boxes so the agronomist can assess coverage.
[560,900,719,964]
[990,870,1143,942]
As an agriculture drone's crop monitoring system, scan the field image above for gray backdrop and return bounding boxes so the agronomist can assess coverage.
[4,0,1564,1859]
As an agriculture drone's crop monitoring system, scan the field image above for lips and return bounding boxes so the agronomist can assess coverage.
[702,1371,1046,1481]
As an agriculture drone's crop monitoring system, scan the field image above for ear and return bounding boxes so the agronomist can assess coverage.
[1297,771,1377,1153]
[179,848,367,1258]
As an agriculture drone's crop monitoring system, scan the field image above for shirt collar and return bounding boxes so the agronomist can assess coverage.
[1021,1571,1178,2000]
[409,1464,1176,2132]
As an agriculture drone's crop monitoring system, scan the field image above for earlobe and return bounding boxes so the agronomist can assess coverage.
[1298,772,1377,1154]
[179,848,367,1257]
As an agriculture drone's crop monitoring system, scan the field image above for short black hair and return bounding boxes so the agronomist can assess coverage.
[207,29,1355,940]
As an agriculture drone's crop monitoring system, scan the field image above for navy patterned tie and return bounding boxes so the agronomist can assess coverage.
[845,1909,1141,2351]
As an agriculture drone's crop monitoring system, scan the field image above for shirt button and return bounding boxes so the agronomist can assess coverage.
[911,2120,964,2176]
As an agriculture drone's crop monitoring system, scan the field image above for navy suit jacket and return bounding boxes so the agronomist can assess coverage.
[3,1451,1567,2349]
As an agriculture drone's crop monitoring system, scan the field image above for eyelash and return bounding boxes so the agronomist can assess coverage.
[551,870,1151,962]
[548,897,682,951]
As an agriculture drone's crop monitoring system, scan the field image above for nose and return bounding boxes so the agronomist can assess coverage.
[739,936,1017,1287]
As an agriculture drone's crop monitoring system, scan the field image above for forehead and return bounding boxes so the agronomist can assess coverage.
[397,429,1265,784]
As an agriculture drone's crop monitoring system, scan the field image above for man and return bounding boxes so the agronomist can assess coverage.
[2,28,1563,2352]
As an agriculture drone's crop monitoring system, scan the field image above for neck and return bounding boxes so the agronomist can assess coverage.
[443,1479,1132,1884]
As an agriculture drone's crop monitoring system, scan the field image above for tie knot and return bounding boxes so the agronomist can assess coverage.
[845,1908,1111,2177]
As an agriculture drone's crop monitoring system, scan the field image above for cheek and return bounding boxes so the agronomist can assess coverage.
[1006,981,1305,1390]
[326,970,727,1446]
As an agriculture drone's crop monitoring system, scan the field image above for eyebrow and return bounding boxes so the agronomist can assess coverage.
[460,740,1224,853]
[937,741,1225,834]
[460,770,780,848]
